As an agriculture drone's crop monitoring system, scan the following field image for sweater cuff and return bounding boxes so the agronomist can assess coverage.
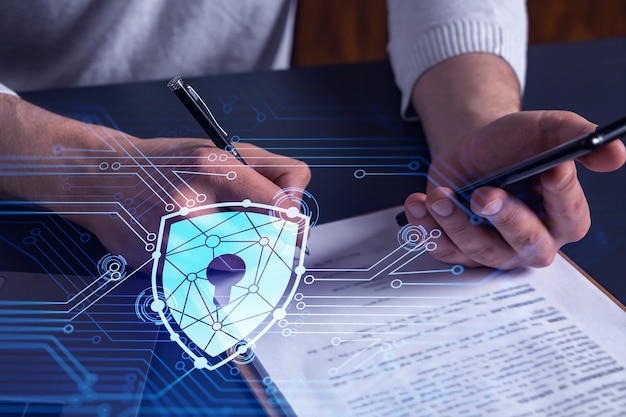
[389,20,527,120]
[0,83,19,97]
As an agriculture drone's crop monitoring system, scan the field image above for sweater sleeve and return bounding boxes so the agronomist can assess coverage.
[0,82,18,97]
[386,0,528,119]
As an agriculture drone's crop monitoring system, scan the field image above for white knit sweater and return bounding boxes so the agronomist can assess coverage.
[0,0,527,116]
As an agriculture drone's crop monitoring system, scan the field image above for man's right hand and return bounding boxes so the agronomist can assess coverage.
[0,96,311,269]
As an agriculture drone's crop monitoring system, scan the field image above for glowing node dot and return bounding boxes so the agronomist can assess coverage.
[273,308,286,320]
[152,251,161,260]
[194,357,208,369]
[303,274,315,284]
[150,299,165,312]
[226,171,237,181]
[212,322,223,331]
[328,368,338,377]
[236,345,247,355]
[294,292,304,301]
[179,207,190,216]
[294,265,306,275]
[286,207,299,219]
[281,328,292,337]
[242,199,251,208]
[354,169,366,179]
[205,235,221,248]
[170,333,180,341]
[391,279,403,289]
[331,337,341,346]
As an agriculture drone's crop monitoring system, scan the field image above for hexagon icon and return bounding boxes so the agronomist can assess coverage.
[150,200,309,370]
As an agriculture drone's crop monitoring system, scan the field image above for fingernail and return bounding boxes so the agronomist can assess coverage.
[481,197,503,216]
[431,198,454,217]
[407,203,426,219]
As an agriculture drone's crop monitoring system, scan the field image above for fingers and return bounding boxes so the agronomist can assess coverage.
[470,187,558,268]
[406,187,557,269]
[237,143,311,192]
[231,144,311,248]
[578,139,626,172]
[405,161,593,270]
[404,192,482,268]
[425,187,523,269]
[177,140,310,206]
[539,161,590,244]
[535,111,626,172]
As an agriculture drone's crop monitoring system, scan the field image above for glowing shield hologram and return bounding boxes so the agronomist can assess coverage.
[150,200,309,370]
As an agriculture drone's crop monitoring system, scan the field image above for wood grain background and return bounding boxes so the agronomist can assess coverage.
[291,0,626,67]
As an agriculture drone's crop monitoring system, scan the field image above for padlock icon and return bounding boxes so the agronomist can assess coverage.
[150,200,309,370]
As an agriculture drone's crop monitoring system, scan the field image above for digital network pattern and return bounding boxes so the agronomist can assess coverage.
[1,65,619,416]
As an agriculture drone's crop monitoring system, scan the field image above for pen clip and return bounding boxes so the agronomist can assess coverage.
[185,84,229,138]
[167,76,229,140]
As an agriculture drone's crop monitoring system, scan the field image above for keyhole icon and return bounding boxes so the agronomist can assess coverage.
[206,254,247,307]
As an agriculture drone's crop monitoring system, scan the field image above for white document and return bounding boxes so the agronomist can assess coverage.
[253,206,626,416]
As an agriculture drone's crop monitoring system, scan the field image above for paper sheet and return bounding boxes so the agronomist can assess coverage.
[253,206,626,416]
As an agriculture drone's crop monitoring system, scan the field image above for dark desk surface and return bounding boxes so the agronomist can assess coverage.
[1,38,625,416]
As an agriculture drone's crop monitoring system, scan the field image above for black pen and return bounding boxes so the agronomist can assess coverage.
[167,76,310,255]
[167,76,247,165]
[396,115,626,227]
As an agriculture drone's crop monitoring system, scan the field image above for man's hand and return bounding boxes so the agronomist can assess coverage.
[405,53,626,270]
[0,95,311,270]
[404,110,626,269]
[75,135,311,269]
